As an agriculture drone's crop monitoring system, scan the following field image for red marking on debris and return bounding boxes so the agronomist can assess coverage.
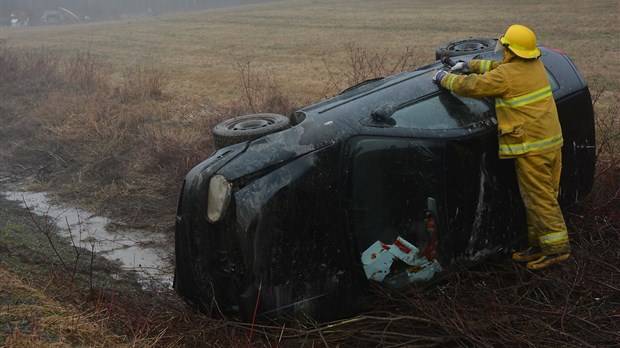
[393,239,411,254]
[380,242,390,250]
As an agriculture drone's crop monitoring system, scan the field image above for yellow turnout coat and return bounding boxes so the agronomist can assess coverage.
[441,57,563,158]
[439,55,570,255]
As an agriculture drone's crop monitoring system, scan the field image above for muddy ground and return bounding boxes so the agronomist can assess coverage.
[0,181,145,345]
[0,179,250,347]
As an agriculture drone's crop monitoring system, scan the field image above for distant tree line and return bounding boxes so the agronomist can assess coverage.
[1,0,272,23]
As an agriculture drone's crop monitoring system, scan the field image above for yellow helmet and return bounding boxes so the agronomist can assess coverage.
[499,24,541,59]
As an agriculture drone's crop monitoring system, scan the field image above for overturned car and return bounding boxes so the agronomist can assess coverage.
[174,38,595,321]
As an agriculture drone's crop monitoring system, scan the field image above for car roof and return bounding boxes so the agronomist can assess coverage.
[297,46,584,131]
[299,66,441,123]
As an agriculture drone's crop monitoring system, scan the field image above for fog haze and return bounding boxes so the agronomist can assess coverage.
[1,0,275,24]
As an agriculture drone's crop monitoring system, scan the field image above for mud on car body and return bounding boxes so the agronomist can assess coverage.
[174,39,595,322]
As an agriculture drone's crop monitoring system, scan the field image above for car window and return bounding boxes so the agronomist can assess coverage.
[345,136,444,285]
[391,93,493,130]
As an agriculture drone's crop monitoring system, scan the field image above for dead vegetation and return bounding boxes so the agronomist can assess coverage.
[0,44,215,230]
[320,42,418,95]
[1,23,619,348]
[232,57,299,116]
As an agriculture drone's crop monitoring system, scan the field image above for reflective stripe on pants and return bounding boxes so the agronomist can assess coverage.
[515,148,570,254]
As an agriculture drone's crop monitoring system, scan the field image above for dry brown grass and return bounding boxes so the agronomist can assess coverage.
[0,267,126,347]
[0,0,619,346]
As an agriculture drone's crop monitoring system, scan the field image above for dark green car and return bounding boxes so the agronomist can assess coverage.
[174,38,595,322]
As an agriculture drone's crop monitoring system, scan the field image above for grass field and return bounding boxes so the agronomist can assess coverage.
[1,0,619,346]
[2,0,618,102]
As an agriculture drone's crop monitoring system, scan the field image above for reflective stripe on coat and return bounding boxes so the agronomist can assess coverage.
[441,57,563,159]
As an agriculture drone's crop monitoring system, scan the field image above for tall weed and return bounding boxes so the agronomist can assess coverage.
[0,45,61,94]
[65,50,112,94]
[321,42,418,96]
[232,57,299,116]
[114,66,170,102]
[589,90,620,212]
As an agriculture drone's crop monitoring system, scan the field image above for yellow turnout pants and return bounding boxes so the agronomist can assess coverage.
[514,148,570,254]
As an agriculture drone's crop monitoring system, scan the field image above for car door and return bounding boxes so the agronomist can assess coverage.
[343,92,501,287]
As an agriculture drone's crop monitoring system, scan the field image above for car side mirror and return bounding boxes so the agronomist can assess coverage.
[371,103,397,126]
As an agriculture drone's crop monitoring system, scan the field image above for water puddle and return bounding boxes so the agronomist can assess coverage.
[2,189,173,288]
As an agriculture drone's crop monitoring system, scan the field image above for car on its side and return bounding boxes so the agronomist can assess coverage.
[173,38,595,322]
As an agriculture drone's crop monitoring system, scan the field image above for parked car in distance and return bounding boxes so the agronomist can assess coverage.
[174,38,596,322]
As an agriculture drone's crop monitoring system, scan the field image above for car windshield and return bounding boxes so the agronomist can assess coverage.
[391,93,493,129]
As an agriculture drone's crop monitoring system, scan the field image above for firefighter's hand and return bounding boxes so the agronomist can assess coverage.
[451,61,470,74]
[432,70,447,84]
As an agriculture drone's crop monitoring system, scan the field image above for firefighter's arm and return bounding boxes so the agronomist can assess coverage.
[468,59,502,74]
[439,67,508,99]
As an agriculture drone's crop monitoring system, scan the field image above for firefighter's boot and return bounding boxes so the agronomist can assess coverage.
[526,253,571,270]
[512,246,544,263]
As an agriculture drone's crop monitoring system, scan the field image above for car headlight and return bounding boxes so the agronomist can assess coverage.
[207,175,232,223]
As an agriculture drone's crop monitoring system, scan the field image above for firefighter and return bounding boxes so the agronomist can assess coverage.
[432,24,570,269]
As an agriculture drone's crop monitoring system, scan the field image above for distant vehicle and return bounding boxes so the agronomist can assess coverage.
[174,38,596,322]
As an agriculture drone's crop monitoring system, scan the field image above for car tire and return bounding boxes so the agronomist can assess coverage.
[435,37,497,61]
[212,113,291,149]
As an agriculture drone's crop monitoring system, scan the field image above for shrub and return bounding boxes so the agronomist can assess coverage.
[321,42,418,96]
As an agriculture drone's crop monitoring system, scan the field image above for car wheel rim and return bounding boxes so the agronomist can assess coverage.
[450,41,491,52]
[231,119,273,130]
